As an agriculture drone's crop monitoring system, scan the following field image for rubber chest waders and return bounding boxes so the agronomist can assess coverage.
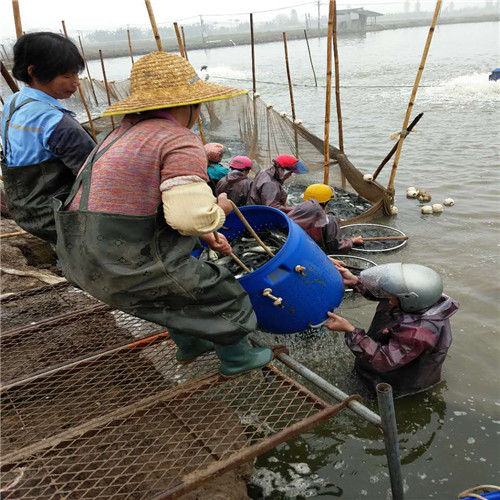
[54,121,257,345]
[1,96,76,244]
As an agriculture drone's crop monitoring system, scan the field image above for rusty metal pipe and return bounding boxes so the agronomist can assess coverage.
[250,334,382,426]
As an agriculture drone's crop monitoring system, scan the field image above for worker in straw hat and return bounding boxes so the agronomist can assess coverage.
[54,51,272,378]
[289,184,363,252]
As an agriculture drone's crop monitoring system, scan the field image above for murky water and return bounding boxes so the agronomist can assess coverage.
[2,19,498,499]
[182,21,500,499]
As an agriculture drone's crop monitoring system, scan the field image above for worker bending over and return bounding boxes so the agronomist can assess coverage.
[215,156,254,207]
[289,184,362,252]
[248,154,308,213]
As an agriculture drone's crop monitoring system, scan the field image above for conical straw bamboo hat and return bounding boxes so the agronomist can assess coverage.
[102,51,247,116]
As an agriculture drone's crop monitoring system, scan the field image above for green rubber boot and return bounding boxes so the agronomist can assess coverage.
[214,338,273,378]
[169,332,214,363]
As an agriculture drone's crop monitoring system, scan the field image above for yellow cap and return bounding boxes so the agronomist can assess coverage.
[303,184,333,203]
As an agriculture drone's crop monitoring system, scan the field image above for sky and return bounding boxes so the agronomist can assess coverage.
[0,0,493,41]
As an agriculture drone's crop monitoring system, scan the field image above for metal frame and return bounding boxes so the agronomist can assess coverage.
[341,223,408,252]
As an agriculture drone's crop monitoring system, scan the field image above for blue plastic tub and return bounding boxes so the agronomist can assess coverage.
[220,206,344,334]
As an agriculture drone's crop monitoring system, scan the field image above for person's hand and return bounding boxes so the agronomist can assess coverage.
[324,312,355,332]
[336,266,359,286]
[217,193,233,215]
[201,232,232,255]
[351,236,364,245]
[329,257,345,267]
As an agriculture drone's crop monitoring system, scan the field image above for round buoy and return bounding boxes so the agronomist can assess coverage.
[432,204,443,213]
[421,205,433,214]
[363,174,373,182]
[444,198,455,206]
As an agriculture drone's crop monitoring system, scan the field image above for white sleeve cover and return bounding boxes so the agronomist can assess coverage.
[162,182,226,236]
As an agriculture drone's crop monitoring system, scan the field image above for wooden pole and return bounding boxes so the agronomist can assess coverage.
[332,1,346,189]
[173,22,206,144]
[1,230,28,239]
[61,21,97,141]
[126,29,135,65]
[78,35,99,106]
[387,0,442,191]
[283,32,299,157]
[145,0,163,51]
[250,13,256,94]
[323,0,334,185]
[1,61,19,93]
[181,26,188,61]
[304,29,318,87]
[12,0,23,39]
[249,13,258,159]
[173,22,185,57]
[372,112,423,181]
[99,50,115,130]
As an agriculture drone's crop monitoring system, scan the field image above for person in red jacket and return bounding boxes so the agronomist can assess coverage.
[325,263,459,397]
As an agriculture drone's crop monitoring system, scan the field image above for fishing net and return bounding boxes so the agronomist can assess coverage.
[71,79,392,222]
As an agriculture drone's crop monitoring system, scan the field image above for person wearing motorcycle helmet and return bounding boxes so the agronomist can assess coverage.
[290,184,363,252]
[325,263,459,397]
[248,154,308,213]
[204,142,229,193]
[216,156,254,207]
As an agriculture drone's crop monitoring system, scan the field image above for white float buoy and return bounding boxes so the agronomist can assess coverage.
[406,189,418,199]
[280,112,287,117]
[443,198,455,207]
[421,205,433,214]
[267,103,274,109]
[293,119,303,125]
[406,186,417,192]
[363,174,373,182]
[432,204,443,213]
[390,206,399,215]
[254,92,260,98]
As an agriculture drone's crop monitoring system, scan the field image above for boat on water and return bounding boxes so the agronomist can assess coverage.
[488,68,500,81]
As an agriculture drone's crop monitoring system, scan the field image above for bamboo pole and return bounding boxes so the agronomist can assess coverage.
[145,0,163,51]
[372,112,423,181]
[173,22,185,57]
[332,1,346,189]
[283,32,299,157]
[99,50,115,130]
[323,0,334,185]
[12,0,23,39]
[78,35,99,106]
[304,29,318,87]
[181,26,188,61]
[126,29,135,65]
[250,13,256,94]
[61,21,97,141]
[282,33,296,122]
[249,13,259,159]
[387,0,442,192]
[1,230,28,239]
[1,61,19,93]
[173,22,206,144]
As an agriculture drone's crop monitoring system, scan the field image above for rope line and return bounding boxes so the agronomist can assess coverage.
[211,75,435,89]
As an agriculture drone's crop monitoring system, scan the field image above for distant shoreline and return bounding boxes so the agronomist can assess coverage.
[75,15,499,62]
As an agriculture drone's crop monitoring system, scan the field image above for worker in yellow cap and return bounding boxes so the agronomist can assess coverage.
[289,184,363,252]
